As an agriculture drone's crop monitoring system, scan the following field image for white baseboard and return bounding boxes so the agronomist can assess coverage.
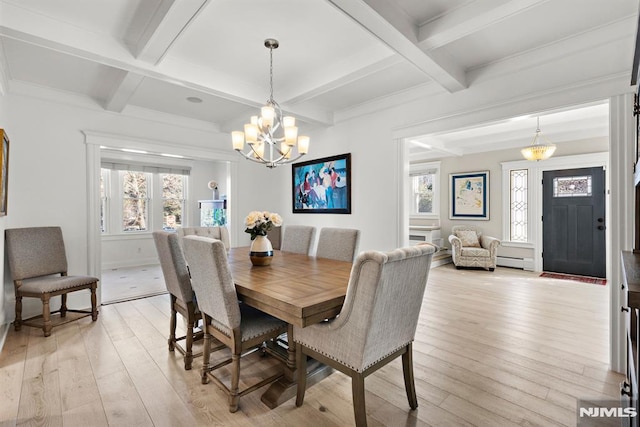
[497,256,534,271]
[102,257,159,270]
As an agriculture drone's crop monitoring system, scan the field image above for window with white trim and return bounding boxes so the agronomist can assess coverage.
[100,168,110,233]
[161,173,185,231]
[101,160,189,234]
[122,170,150,232]
[409,162,440,217]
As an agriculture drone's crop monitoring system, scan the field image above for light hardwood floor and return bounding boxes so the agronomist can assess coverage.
[0,264,622,426]
[101,264,166,304]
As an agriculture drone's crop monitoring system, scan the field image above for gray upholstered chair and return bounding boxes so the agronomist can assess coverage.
[182,235,287,412]
[294,244,435,427]
[5,226,99,337]
[178,226,230,251]
[281,225,316,255]
[448,225,500,271]
[153,231,214,370]
[266,226,281,250]
[315,227,360,262]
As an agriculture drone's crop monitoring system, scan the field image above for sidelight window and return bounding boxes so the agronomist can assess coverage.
[509,169,528,242]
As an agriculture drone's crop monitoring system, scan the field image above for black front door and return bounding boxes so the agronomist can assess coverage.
[542,167,606,278]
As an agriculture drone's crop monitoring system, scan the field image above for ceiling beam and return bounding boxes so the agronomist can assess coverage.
[326,0,466,92]
[126,0,209,65]
[418,0,551,50]
[284,55,403,104]
[104,72,145,112]
[0,1,333,125]
[410,137,464,156]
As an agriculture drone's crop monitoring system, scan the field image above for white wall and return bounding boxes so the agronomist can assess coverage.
[1,93,236,321]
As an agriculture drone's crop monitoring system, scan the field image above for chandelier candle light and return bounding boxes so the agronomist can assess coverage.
[232,39,310,168]
[521,116,557,161]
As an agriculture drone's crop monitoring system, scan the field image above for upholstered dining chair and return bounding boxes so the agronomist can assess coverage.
[448,225,500,271]
[281,225,316,255]
[266,226,281,250]
[153,231,214,370]
[5,226,99,337]
[315,227,360,262]
[294,244,435,427]
[182,235,287,412]
[178,226,230,251]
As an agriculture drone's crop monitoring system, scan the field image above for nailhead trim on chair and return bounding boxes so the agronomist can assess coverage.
[298,341,410,373]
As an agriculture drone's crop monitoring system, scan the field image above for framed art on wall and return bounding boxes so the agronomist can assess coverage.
[0,129,9,216]
[292,153,351,214]
[450,170,489,220]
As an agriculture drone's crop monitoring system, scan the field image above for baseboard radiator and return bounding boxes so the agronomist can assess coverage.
[497,256,534,271]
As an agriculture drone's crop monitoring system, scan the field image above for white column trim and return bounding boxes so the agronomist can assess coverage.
[609,93,635,374]
[86,142,102,305]
[397,138,409,248]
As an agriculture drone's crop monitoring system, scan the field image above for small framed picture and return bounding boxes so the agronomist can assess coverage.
[450,171,489,220]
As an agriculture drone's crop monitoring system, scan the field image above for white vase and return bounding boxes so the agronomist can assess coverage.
[250,235,273,266]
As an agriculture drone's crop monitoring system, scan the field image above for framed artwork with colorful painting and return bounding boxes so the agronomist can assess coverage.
[292,153,351,214]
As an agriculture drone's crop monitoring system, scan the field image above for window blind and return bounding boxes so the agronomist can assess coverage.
[101,161,190,176]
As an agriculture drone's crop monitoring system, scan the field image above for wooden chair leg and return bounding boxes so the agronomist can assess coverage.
[184,319,194,370]
[168,302,177,352]
[351,373,367,427]
[295,343,307,407]
[402,344,418,409]
[229,353,240,412]
[201,328,211,385]
[42,294,52,337]
[91,284,98,321]
[14,295,22,331]
[60,294,67,317]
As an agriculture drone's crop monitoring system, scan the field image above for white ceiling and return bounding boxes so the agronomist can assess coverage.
[0,0,636,158]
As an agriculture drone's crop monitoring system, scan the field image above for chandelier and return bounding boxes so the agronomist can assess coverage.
[521,117,556,161]
[231,39,309,168]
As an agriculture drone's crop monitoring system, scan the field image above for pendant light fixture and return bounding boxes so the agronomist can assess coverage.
[231,39,309,168]
[521,117,556,161]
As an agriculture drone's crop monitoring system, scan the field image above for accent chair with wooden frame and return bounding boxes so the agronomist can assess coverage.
[294,244,435,427]
[153,231,211,370]
[182,235,287,412]
[5,226,99,337]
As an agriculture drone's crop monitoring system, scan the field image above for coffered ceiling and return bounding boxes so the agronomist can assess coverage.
[0,0,636,157]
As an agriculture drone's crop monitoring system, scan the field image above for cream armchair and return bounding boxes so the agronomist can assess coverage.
[448,225,500,271]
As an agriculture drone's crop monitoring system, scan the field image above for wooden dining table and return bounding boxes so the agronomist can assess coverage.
[227,247,352,408]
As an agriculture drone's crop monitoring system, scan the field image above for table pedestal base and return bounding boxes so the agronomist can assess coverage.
[261,359,333,409]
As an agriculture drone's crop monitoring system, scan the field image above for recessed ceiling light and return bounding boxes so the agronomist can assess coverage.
[187,96,203,103]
